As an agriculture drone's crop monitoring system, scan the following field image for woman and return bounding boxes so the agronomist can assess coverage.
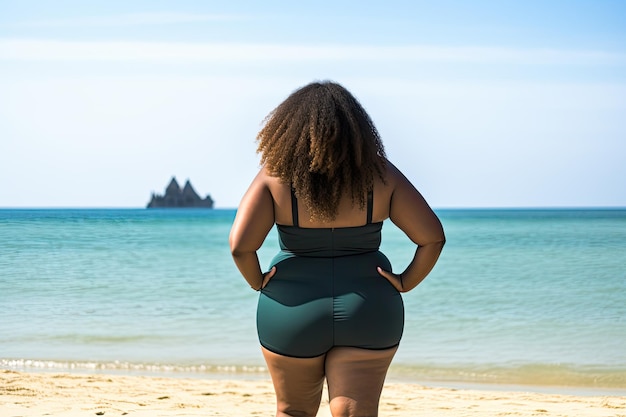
[229,81,445,417]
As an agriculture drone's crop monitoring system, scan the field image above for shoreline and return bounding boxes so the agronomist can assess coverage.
[3,359,625,398]
[2,370,625,417]
[3,364,626,398]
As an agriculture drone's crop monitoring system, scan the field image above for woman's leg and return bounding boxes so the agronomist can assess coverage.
[262,346,326,417]
[325,346,398,417]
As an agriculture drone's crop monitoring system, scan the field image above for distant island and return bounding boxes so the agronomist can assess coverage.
[147,177,214,208]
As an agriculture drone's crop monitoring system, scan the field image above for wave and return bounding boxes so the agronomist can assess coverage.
[3,358,625,391]
[0,358,267,376]
[388,362,626,390]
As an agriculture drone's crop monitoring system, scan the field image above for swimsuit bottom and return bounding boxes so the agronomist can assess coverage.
[257,250,404,358]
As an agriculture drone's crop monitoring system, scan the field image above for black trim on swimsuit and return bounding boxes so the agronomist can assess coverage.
[291,188,299,227]
[290,188,374,227]
[366,189,373,224]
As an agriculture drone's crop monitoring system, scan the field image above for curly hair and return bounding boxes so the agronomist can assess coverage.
[256,81,387,222]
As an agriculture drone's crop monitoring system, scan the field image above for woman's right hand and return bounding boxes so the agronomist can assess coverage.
[260,266,277,290]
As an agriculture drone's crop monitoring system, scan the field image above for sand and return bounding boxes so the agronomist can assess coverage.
[1,370,625,416]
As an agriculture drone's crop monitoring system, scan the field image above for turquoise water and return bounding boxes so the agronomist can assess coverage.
[1,208,625,391]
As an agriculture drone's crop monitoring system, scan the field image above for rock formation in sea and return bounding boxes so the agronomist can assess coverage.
[147,177,214,208]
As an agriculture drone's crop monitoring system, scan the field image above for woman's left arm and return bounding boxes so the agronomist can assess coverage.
[229,169,276,290]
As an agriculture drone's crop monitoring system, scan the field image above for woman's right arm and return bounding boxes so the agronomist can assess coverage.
[377,162,446,292]
[229,169,277,290]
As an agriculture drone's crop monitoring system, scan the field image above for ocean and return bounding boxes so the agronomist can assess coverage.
[1,208,625,394]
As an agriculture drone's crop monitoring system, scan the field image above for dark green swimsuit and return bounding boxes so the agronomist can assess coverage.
[257,190,404,358]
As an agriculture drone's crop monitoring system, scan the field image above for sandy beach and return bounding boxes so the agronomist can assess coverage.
[2,370,625,417]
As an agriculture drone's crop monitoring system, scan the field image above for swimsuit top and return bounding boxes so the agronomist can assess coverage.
[275,189,383,258]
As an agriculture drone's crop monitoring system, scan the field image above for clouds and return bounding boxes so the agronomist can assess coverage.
[0,1,625,208]
[2,39,624,68]
[3,70,623,208]
[349,78,626,207]
[2,12,251,28]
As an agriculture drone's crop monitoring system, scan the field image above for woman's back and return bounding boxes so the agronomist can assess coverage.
[264,165,395,229]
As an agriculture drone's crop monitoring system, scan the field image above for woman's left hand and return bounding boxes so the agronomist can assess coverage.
[377,267,404,292]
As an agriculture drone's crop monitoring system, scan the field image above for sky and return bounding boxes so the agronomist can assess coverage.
[1,0,625,208]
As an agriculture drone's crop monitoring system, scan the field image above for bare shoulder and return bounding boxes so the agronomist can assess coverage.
[384,159,429,206]
[382,160,444,244]
[254,166,293,225]
[382,159,413,190]
[251,165,272,184]
[245,166,281,194]
[369,160,410,222]
[257,166,288,197]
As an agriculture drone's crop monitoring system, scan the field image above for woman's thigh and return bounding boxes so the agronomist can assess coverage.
[262,347,326,417]
[325,346,398,416]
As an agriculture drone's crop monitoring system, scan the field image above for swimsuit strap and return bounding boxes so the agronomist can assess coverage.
[291,188,372,226]
[366,189,373,224]
[291,187,299,227]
